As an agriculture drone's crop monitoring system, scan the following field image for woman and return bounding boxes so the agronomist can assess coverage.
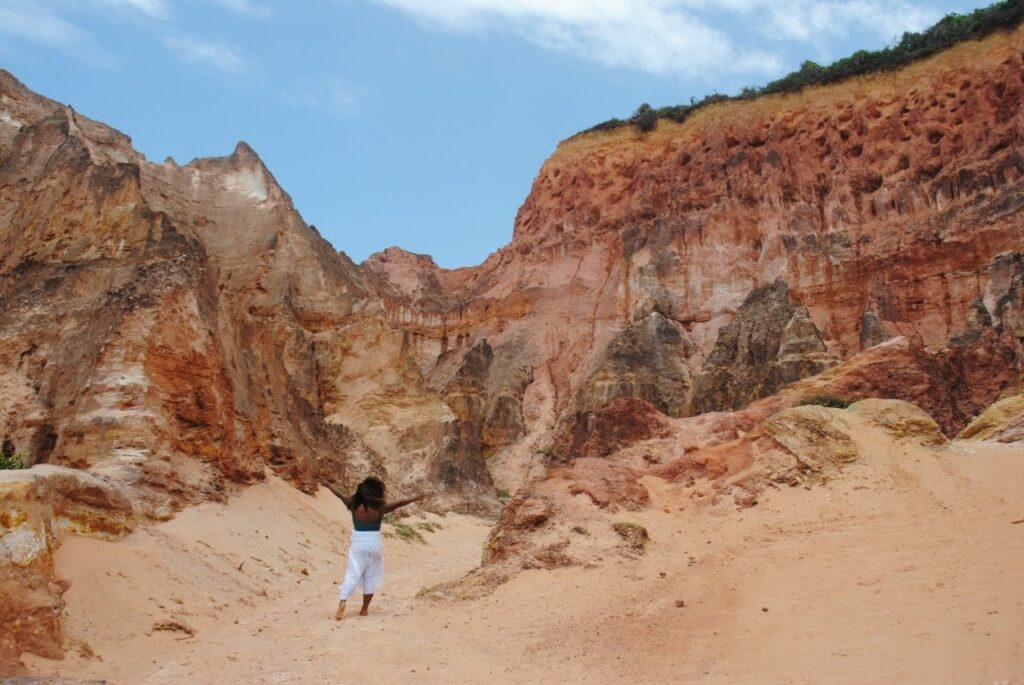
[326,477,428,620]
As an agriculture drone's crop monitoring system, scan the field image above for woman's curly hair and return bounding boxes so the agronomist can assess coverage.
[349,476,385,512]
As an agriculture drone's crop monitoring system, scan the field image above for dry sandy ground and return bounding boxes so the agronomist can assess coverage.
[21,438,1024,685]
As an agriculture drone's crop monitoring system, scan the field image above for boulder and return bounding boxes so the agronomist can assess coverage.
[762,405,859,476]
[957,394,1024,442]
[847,399,948,446]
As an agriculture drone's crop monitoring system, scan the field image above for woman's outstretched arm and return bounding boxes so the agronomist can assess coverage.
[382,493,429,514]
[325,483,353,508]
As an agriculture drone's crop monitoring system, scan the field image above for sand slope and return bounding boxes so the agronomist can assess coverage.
[22,438,1024,684]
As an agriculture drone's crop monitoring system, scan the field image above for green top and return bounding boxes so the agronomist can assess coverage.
[352,507,382,532]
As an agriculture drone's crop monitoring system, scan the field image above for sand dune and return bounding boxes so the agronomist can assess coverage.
[22,437,1024,684]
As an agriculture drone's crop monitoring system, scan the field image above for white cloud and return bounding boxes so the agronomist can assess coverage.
[211,0,271,18]
[369,0,944,77]
[370,0,771,76]
[162,33,248,75]
[0,1,89,46]
[745,0,940,44]
[98,0,170,19]
[285,75,362,116]
[0,0,112,65]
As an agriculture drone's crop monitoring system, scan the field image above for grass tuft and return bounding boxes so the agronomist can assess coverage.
[382,513,426,544]
[0,453,26,470]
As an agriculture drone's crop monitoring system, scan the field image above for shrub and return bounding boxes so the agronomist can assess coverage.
[495,488,511,499]
[630,103,658,133]
[0,453,26,470]
[583,0,1024,135]
[796,395,855,409]
[588,117,626,132]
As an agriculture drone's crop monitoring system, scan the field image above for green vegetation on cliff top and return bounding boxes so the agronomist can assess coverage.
[586,0,1024,135]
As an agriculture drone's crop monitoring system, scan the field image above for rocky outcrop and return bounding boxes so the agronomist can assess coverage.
[762,405,860,475]
[846,399,948,446]
[430,341,496,507]
[0,95,367,512]
[477,389,961,590]
[578,313,694,416]
[554,397,669,461]
[703,331,1022,438]
[480,363,533,457]
[957,393,1024,442]
[0,466,135,675]
[693,280,837,412]
[761,399,947,483]
[554,458,650,510]
[985,252,1024,339]
[478,455,647,573]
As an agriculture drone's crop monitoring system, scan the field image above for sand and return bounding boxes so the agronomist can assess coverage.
[21,437,1024,684]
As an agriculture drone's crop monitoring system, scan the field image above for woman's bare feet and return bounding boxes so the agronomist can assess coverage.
[335,600,346,621]
[360,593,373,616]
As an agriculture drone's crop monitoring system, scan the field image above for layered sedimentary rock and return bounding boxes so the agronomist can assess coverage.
[2,18,1024,672]
[2,24,1023,501]
[0,84,370,514]
[692,279,837,413]
[3,24,1024,510]
[579,312,694,416]
[0,466,135,673]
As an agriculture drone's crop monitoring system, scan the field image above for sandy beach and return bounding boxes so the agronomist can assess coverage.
[19,434,1024,684]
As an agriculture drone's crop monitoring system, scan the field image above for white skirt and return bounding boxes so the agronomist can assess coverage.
[338,530,384,600]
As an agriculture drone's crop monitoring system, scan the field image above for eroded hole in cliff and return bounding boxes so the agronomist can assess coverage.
[34,425,57,464]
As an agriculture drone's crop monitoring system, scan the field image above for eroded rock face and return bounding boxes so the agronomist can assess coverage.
[0,466,135,675]
[509,31,1024,362]
[429,341,497,511]
[693,280,837,412]
[555,397,669,461]
[0,92,368,513]
[859,311,895,349]
[5,27,1024,515]
[579,313,693,416]
[985,252,1024,339]
[691,330,1022,439]
[2,21,1024,645]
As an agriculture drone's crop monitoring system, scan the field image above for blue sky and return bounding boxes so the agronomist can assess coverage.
[0,0,988,267]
